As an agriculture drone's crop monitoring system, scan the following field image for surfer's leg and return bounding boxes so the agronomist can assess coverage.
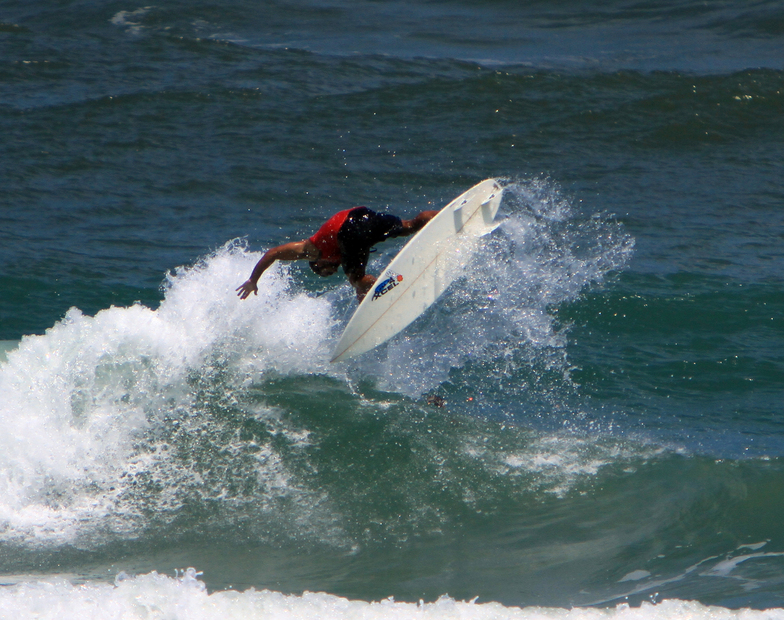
[352,274,375,302]
[340,247,372,300]
[336,225,370,299]
[400,210,438,235]
[337,213,372,275]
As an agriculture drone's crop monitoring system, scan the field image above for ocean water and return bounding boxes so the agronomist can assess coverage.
[1,0,784,618]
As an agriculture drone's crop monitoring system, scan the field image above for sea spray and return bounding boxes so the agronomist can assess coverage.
[352,178,634,406]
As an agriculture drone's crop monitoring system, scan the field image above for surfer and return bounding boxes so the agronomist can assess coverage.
[236,207,438,301]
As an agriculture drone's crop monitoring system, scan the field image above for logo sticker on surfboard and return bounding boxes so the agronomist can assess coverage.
[372,272,404,301]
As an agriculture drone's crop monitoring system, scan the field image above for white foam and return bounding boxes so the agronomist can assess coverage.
[0,569,781,620]
[619,570,651,583]
[705,552,784,578]
[472,431,666,497]
[110,7,154,35]
[0,242,339,546]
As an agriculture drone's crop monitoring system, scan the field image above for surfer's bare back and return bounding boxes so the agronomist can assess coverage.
[236,207,437,302]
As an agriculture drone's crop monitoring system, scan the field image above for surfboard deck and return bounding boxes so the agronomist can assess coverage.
[330,178,503,363]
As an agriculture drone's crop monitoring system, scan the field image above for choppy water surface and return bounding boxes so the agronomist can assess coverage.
[1,0,783,617]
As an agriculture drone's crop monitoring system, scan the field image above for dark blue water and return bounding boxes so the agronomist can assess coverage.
[1,0,784,617]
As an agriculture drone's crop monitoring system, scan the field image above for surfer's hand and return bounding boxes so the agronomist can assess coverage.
[236,280,258,299]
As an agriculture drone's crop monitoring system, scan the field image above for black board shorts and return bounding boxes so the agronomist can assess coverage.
[337,207,405,276]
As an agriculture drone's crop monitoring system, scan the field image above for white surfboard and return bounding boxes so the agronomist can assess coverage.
[330,178,504,363]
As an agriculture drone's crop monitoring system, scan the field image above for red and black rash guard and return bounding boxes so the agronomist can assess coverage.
[308,208,355,263]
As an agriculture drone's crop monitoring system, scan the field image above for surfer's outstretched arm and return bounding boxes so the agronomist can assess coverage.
[400,210,439,235]
[236,240,319,299]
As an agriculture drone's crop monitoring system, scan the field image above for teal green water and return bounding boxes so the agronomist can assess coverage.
[1,0,784,613]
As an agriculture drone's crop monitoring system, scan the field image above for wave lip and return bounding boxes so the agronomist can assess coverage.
[0,242,337,547]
